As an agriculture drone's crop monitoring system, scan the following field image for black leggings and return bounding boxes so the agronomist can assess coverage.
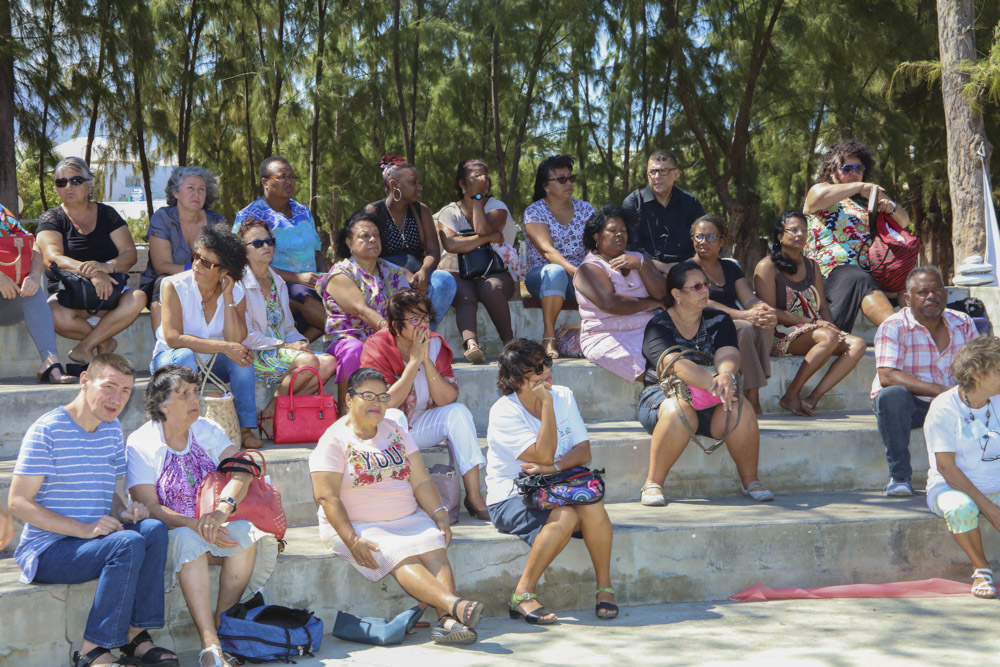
[452,271,515,344]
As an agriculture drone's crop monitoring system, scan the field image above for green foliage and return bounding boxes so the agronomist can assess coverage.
[5,0,1000,271]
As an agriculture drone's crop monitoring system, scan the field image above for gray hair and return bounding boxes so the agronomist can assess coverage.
[953,336,1000,391]
[54,157,94,181]
[165,166,220,208]
[259,156,292,180]
[905,266,944,292]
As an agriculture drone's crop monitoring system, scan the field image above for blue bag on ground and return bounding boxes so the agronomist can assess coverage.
[331,605,424,645]
[218,593,324,663]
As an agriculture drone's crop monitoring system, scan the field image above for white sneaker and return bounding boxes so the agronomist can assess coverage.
[885,479,914,497]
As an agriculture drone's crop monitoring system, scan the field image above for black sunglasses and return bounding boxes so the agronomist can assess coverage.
[246,237,277,249]
[547,174,577,185]
[524,357,554,376]
[54,176,90,188]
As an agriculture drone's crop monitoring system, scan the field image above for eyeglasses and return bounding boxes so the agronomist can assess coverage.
[547,174,577,185]
[405,313,431,326]
[835,164,866,175]
[693,233,720,243]
[681,282,708,293]
[246,237,277,249]
[191,253,222,270]
[349,390,391,403]
[266,174,297,182]
[54,176,90,188]
[523,357,554,376]
[647,168,679,177]
[783,227,808,236]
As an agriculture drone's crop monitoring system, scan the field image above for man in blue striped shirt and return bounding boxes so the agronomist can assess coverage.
[8,353,178,667]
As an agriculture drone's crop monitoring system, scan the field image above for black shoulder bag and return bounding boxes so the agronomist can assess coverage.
[457,229,506,280]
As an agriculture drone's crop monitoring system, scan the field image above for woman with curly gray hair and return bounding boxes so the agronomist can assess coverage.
[126,364,277,666]
[139,166,225,332]
[803,138,909,333]
[151,224,263,448]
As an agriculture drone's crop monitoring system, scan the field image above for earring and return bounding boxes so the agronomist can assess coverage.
[392,188,402,202]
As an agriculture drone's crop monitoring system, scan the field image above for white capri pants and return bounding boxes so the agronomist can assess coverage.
[386,404,485,475]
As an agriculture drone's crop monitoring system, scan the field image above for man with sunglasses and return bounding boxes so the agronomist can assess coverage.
[622,150,705,274]
[871,266,978,497]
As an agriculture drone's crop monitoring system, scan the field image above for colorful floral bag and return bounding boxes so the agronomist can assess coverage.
[515,466,606,510]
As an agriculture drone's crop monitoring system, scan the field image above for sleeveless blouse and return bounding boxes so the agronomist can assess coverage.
[371,201,423,259]
[774,260,822,336]
[805,195,870,277]
[152,270,246,363]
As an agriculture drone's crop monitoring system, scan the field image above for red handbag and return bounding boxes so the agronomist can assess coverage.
[0,235,33,286]
[862,189,920,292]
[197,449,287,541]
[264,366,337,445]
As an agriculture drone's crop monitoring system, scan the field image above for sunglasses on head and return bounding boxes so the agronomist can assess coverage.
[524,356,554,376]
[547,174,577,185]
[246,237,277,249]
[191,253,222,271]
[835,163,866,175]
[54,176,90,188]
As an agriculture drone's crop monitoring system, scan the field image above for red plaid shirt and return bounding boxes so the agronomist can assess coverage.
[871,307,979,399]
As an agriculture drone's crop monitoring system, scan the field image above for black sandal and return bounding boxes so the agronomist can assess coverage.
[595,587,619,620]
[118,630,179,667]
[72,646,141,667]
[430,615,478,645]
[38,362,77,384]
[508,592,558,625]
[451,598,483,629]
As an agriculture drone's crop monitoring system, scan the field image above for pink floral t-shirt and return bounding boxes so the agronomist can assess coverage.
[523,198,594,271]
[308,418,418,523]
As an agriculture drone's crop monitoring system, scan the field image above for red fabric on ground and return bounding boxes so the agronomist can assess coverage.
[730,578,969,601]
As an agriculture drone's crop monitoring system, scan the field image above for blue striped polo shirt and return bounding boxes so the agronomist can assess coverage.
[13,407,126,583]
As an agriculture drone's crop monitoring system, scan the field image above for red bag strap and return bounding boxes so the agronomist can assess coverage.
[285,366,326,412]
[233,449,267,479]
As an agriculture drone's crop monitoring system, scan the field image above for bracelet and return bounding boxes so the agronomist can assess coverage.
[432,505,448,517]
[639,257,644,270]
[377,319,387,330]
[347,533,361,548]
[890,201,897,214]
[553,462,561,473]
[225,302,238,308]
[427,371,442,382]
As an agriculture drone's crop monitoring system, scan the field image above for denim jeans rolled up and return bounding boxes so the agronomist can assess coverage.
[0,288,59,360]
[151,347,258,428]
[427,269,457,331]
[525,263,575,300]
[873,385,930,483]
[33,519,169,648]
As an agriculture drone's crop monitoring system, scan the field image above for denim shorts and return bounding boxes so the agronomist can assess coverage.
[636,384,715,437]
[488,495,583,546]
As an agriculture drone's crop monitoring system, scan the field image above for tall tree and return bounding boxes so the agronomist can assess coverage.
[937,0,993,263]
[0,0,16,210]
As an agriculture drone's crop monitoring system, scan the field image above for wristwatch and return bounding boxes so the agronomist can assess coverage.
[218,496,238,513]
[472,193,484,201]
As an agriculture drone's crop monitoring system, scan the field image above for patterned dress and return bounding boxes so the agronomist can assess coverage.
[252,279,300,386]
[316,257,409,345]
[575,251,655,381]
[771,259,847,357]
[805,196,870,277]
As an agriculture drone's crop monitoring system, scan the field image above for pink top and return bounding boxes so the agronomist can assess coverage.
[309,418,418,523]
[576,251,655,334]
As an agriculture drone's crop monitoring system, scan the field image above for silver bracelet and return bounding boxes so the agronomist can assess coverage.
[553,462,562,473]
[432,505,448,517]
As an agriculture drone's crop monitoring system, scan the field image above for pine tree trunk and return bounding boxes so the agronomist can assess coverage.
[309,0,327,218]
[936,0,993,265]
[0,0,17,211]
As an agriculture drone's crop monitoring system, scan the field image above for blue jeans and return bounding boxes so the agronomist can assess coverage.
[0,288,59,360]
[525,264,575,300]
[33,519,168,648]
[873,385,930,483]
[151,347,258,428]
[427,269,457,331]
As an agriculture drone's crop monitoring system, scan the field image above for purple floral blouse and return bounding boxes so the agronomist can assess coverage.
[316,257,410,345]
[156,437,217,518]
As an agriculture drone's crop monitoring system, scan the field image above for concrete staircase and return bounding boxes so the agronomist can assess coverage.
[1,287,998,664]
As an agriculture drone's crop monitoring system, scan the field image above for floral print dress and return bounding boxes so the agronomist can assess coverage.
[805,196,870,277]
[252,279,300,386]
[316,257,410,345]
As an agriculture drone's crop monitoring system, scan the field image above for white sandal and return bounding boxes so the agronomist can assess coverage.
[640,482,665,507]
[199,645,226,667]
[972,568,996,599]
[741,480,775,502]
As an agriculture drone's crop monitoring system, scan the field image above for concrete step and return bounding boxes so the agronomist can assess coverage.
[0,411,924,555]
[0,491,991,663]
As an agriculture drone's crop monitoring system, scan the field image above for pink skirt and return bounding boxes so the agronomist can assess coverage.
[319,510,446,582]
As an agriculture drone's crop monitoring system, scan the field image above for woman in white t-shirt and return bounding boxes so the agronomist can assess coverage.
[126,365,278,667]
[486,339,616,624]
[435,159,521,363]
[924,336,1000,599]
